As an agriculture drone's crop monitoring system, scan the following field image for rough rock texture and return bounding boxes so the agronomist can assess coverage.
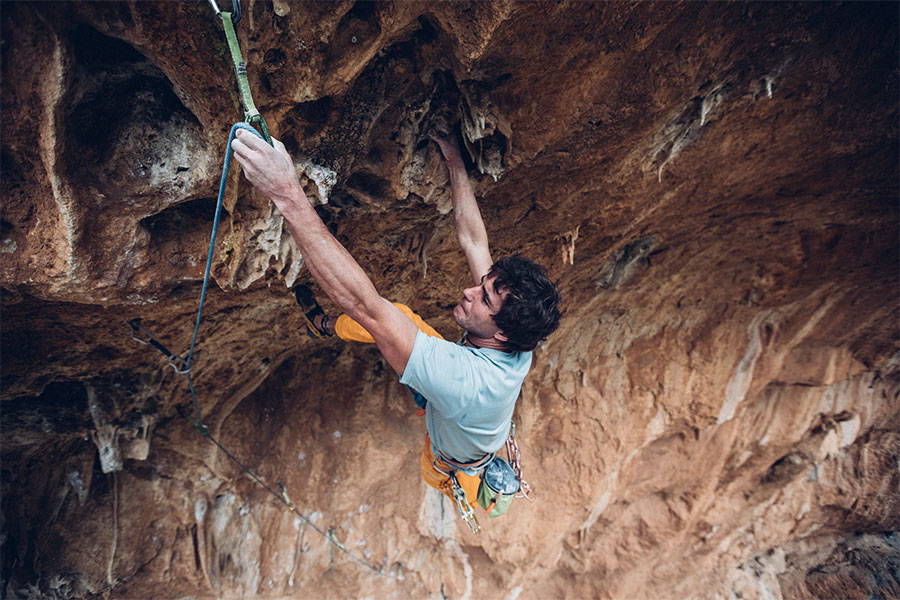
[1,2,898,599]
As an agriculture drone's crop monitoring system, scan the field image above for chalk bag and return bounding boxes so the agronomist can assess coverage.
[477,456,520,518]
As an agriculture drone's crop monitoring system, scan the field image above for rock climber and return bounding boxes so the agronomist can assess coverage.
[230,125,561,517]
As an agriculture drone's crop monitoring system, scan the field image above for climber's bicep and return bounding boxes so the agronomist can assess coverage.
[462,243,493,285]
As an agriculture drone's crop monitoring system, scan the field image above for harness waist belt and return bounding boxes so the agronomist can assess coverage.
[437,449,495,471]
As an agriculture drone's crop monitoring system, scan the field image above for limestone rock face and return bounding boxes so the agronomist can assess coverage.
[1,2,897,599]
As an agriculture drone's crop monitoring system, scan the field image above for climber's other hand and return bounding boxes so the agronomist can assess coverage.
[429,134,464,168]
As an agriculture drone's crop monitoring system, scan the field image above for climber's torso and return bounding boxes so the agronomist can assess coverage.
[400,329,532,463]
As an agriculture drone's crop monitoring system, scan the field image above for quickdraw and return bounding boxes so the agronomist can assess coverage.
[128,318,188,374]
[450,474,481,534]
[206,0,241,24]
[431,460,480,534]
[207,0,271,144]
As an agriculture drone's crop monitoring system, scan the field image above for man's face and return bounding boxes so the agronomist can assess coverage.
[453,274,507,340]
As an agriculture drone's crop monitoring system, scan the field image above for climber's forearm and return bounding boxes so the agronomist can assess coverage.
[227,130,384,319]
[277,192,381,320]
[277,192,418,374]
[445,159,493,283]
[447,162,489,249]
[229,130,418,373]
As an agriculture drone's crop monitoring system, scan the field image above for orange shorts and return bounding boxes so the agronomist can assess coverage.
[335,306,479,507]
[333,303,442,342]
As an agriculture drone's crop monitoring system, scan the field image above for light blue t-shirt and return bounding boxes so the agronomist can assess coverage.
[400,330,532,463]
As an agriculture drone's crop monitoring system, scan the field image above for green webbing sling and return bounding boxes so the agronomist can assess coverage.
[216,10,272,144]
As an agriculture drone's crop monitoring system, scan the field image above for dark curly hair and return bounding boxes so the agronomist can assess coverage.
[489,255,562,352]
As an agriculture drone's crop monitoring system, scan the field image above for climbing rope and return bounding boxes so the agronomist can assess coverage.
[185,122,260,376]
[127,5,387,577]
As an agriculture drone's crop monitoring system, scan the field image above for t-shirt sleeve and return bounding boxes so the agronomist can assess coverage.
[399,330,475,419]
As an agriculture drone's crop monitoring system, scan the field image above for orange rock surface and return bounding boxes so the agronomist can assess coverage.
[1,2,897,598]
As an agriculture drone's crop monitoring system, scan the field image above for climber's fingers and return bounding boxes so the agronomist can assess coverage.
[233,130,292,164]
[431,135,463,164]
[230,140,258,176]
[232,128,267,155]
[230,137,254,164]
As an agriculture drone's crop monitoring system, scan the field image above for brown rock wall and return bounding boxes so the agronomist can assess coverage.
[1,1,897,599]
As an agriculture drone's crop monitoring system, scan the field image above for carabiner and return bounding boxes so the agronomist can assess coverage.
[128,318,190,373]
[450,474,480,534]
[207,0,241,25]
[129,318,151,346]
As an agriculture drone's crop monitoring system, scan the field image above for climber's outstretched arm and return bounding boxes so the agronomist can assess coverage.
[230,130,418,375]
[431,136,493,285]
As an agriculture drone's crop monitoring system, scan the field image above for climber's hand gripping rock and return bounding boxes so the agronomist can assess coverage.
[429,133,465,169]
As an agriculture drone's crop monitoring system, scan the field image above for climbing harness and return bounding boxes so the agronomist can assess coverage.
[128,3,384,577]
[436,448,496,473]
[430,421,534,531]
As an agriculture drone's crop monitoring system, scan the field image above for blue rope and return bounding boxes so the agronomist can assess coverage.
[179,122,267,432]
[185,122,265,372]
